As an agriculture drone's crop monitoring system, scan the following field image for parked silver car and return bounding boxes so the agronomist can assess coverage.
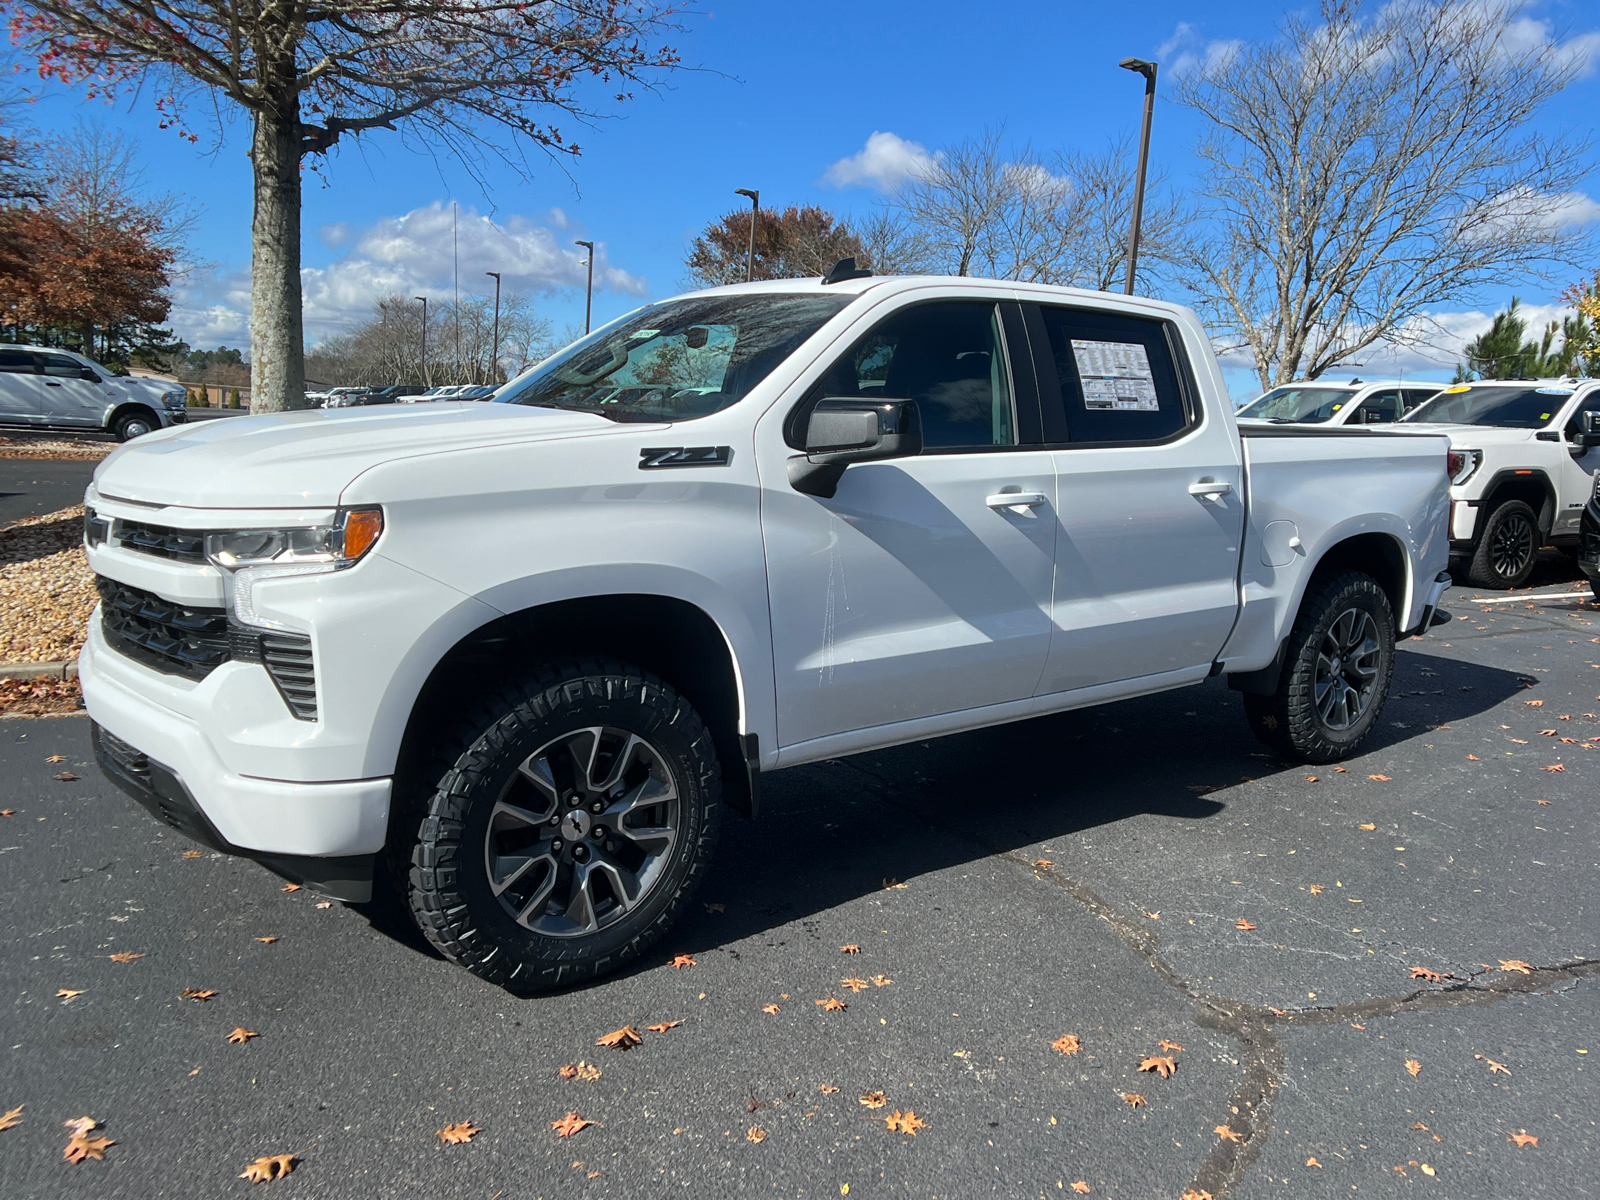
[0,345,187,440]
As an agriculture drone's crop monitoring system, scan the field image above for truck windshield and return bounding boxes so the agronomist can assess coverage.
[1236,386,1354,423]
[1403,385,1573,428]
[495,294,851,422]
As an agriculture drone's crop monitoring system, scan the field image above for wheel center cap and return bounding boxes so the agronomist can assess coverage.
[561,810,592,841]
[1329,656,1341,675]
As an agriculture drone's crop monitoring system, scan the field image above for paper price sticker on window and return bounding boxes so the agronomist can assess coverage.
[1071,340,1159,412]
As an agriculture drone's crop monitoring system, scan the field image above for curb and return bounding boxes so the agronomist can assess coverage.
[0,660,78,681]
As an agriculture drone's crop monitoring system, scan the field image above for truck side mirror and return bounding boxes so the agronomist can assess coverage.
[81,368,102,384]
[1572,409,1600,449]
[788,398,923,498]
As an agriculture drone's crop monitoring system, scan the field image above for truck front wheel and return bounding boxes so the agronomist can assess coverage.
[1242,570,1395,762]
[1465,499,1538,589]
[405,659,722,994]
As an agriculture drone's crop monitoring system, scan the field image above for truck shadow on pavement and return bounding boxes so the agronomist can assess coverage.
[349,649,1537,981]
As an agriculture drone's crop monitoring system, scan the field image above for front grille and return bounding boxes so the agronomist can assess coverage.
[113,518,206,563]
[231,626,318,720]
[97,576,230,679]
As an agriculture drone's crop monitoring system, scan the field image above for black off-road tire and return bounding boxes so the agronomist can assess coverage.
[405,659,722,994]
[1466,499,1539,590]
[1242,570,1395,763]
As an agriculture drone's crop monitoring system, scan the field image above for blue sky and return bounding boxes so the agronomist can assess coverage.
[8,0,1600,395]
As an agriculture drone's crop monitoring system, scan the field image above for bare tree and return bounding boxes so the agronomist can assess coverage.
[305,291,552,386]
[1173,0,1595,388]
[9,0,683,411]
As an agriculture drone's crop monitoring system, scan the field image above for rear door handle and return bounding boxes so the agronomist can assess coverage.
[1188,479,1233,500]
[44,380,62,387]
[986,490,1049,512]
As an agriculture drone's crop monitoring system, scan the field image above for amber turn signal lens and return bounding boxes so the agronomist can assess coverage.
[341,508,383,562]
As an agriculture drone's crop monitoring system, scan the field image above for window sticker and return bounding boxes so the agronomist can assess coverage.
[1070,340,1159,411]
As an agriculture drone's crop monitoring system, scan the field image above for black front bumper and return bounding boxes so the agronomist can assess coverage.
[1580,497,1600,582]
[91,722,374,902]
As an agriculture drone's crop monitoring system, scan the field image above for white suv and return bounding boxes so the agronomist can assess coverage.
[1402,379,1600,588]
[1236,378,1440,427]
[0,344,188,440]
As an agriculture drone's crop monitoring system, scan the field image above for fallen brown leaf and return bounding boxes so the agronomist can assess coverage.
[819,1085,840,1094]
[1486,1058,1511,1075]
[254,936,279,944]
[1498,959,1534,974]
[1466,754,1480,761]
[859,1091,887,1109]
[1368,774,1391,781]
[107,952,143,964]
[1309,884,1324,894]
[45,754,66,763]
[55,988,84,1000]
[64,1133,114,1163]
[1421,1164,1436,1176]
[1138,1055,1176,1079]
[840,944,861,955]
[1071,1183,1091,1195]
[1144,910,1161,919]
[1181,1191,1214,1200]
[437,1121,481,1144]
[1122,1093,1146,1108]
[314,900,333,909]
[227,1027,259,1044]
[180,988,218,1002]
[840,976,869,993]
[551,1112,593,1138]
[871,974,893,987]
[558,1062,601,1081]
[1409,967,1447,983]
[1406,1059,1422,1078]
[52,771,78,782]
[1509,1131,1538,1148]
[280,883,300,892]
[181,849,203,859]
[1304,775,1319,783]
[1306,1157,1322,1168]
[0,1105,22,1131]
[62,1116,97,1137]
[746,1125,766,1143]
[1215,1124,1244,1143]
[884,1109,925,1136]
[1526,699,1544,706]
[1541,764,1566,772]
[1537,799,1552,805]
[1358,822,1377,830]
[238,1153,295,1182]
[1052,1034,1082,1056]
[1157,1039,1186,1053]
[816,996,847,1012]
[1334,766,1348,773]
[0,809,14,817]
[1539,729,1558,736]
[595,1026,641,1051]
[668,953,697,969]
[645,1021,680,1034]
[761,1004,781,1015]
[1235,918,1257,931]
[1032,859,1054,869]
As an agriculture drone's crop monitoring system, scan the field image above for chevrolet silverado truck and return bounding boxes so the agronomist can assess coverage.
[78,271,1453,993]
[1399,379,1600,588]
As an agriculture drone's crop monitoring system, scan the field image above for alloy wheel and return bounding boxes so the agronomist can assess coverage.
[1489,512,1535,581]
[483,725,678,938]
[1313,607,1382,731]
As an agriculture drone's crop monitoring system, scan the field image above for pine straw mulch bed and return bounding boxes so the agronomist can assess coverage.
[0,505,96,665]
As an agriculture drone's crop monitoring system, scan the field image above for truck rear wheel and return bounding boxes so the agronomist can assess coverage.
[406,659,722,994]
[1242,570,1395,763]
[1465,499,1538,589]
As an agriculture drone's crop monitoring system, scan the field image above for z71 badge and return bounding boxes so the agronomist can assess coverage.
[638,446,733,469]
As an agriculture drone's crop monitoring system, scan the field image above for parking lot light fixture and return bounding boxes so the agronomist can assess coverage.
[415,296,429,387]
[485,271,501,384]
[573,241,595,335]
[1119,57,1158,296]
[735,188,759,282]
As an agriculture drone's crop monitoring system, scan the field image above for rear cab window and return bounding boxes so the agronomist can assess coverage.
[1025,304,1196,445]
[0,350,38,374]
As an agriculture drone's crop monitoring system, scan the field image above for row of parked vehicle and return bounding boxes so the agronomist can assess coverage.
[1233,375,1600,593]
[307,383,500,408]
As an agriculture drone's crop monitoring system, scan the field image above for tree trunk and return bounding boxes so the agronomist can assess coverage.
[249,96,306,412]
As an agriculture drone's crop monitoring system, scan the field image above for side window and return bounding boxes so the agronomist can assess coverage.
[792,300,1015,451]
[1564,392,1600,439]
[1404,389,1438,413]
[0,350,37,374]
[1357,389,1403,423]
[40,354,84,378]
[1031,305,1192,444]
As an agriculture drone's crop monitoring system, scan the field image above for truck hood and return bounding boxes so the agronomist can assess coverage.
[1391,423,1544,446]
[93,403,637,509]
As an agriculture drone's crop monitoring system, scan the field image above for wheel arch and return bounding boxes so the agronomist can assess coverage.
[1476,470,1557,539]
[1305,530,1410,629]
[107,401,161,436]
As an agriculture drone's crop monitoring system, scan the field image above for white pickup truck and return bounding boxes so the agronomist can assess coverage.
[78,272,1453,993]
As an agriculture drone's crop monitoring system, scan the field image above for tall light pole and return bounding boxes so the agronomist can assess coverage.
[485,271,501,385]
[734,188,759,282]
[1119,57,1159,296]
[415,296,429,387]
[573,240,595,334]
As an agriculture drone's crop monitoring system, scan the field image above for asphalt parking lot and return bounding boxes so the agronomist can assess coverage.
[2,576,1596,1199]
[0,459,98,526]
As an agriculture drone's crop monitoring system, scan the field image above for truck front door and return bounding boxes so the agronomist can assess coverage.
[1554,389,1600,538]
[760,297,1056,751]
[1024,302,1246,693]
[37,353,109,428]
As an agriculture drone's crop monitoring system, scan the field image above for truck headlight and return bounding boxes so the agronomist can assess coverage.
[206,508,383,630]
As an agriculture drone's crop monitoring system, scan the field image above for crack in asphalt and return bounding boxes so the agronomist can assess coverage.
[826,757,1596,1198]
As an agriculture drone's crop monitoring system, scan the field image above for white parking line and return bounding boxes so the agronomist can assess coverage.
[1470,590,1592,604]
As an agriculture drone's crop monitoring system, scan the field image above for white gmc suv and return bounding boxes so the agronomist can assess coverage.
[1400,380,1600,588]
[78,272,1453,993]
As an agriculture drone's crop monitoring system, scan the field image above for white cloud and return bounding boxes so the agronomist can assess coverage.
[1459,186,1600,243]
[1156,21,1243,77]
[823,131,936,193]
[168,201,646,348]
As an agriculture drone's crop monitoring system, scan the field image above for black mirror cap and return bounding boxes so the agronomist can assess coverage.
[1571,409,1600,448]
[791,399,923,497]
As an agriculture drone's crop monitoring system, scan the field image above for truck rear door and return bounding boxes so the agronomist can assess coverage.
[1021,302,1245,692]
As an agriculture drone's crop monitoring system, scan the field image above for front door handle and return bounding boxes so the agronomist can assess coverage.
[986,490,1048,512]
[44,380,62,387]
[1188,479,1233,501]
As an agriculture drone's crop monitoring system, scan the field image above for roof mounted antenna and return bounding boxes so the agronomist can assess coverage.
[822,256,872,286]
